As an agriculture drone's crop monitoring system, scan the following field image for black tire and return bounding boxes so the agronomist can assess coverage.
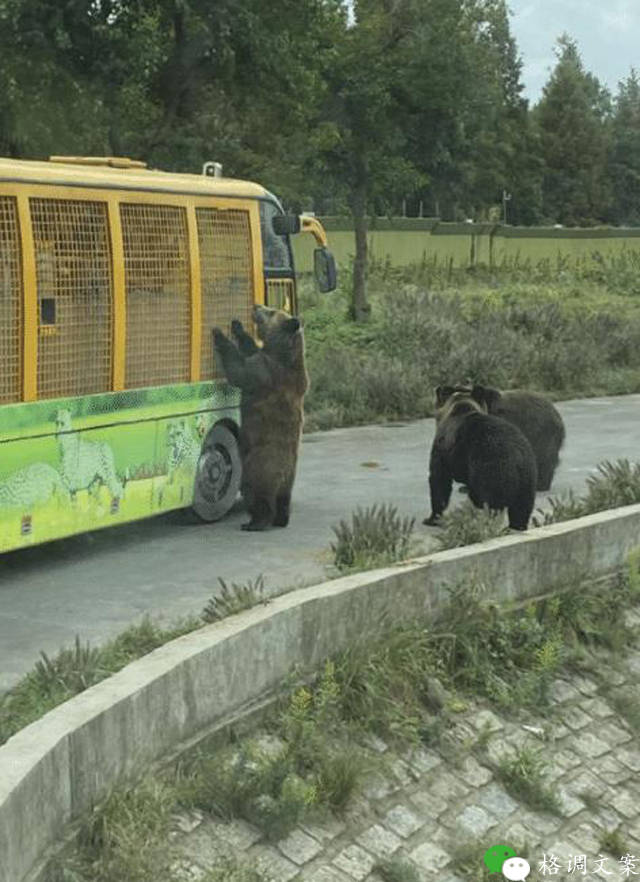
[192,423,241,522]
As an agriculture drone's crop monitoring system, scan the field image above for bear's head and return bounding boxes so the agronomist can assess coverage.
[434,385,488,424]
[253,305,303,366]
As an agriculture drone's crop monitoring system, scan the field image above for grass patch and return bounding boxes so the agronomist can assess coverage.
[0,616,200,746]
[435,503,508,549]
[375,856,421,882]
[331,503,415,572]
[600,826,629,857]
[301,257,640,432]
[534,459,640,526]
[496,746,562,814]
[202,575,267,622]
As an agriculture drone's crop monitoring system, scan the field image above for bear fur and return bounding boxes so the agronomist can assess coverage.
[213,305,308,531]
[425,389,537,530]
[435,384,565,491]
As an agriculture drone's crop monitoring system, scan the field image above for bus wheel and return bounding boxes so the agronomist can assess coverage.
[192,424,241,522]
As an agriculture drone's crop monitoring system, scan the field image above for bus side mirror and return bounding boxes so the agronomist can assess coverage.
[314,247,337,293]
[272,214,301,236]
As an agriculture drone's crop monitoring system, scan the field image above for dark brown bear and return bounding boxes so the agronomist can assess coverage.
[424,388,537,530]
[213,305,308,531]
[435,385,565,491]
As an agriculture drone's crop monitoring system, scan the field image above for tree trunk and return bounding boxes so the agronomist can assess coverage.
[350,170,371,323]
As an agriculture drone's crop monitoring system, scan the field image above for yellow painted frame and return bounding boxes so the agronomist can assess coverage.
[2,181,267,399]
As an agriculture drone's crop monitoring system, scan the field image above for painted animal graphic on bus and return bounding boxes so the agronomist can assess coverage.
[55,409,124,502]
[0,462,69,509]
[158,418,202,505]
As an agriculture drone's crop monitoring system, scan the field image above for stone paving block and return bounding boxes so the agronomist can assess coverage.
[402,746,442,776]
[455,804,496,837]
[571,674,599,696]
[518,810,558,837]
[250,844,300,882]
[609,791,639,819]
[627,653,640,677]
[177,824,233,870]
[302,815,347,843]
[547,721,571,740]
[475,783,518,820]
[596,721,633,745]
[549,679,582,703]
[617,748,640,772]
[591,754,631,785]
[430,772,470,803]
[557,787,586,818]
[470,709,504,732]
[279,828,324,865]
[171,859,207,881]
[486,740,516,767]
[410,789,448,820]
[333,844,376,881]
[561,706,592,730]
[571,822,603,856]
[362,772,396,801]
[456,756,492,787]
[386,756,414,788]
[361,734,389,754]
[602,668,627,687]
[551,748,583,772]
[213,817,262,851]
[303,866,351,882]
[356,824,402,858]
[382,804,425,839]
[572,731,610,759]
[502,821,542,850]
[579,697,614,719]
[172,809,204,834]
[563,768,608,798]
[410,841,451,872]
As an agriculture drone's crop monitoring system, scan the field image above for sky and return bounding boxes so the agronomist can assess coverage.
[507,0,639,104]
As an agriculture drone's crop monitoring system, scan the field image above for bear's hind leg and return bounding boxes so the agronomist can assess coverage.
[242,496,274,531]
[273,491,291,527]
[507,496,534,531]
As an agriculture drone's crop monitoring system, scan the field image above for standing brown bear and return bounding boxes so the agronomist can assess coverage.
[435,385,565,491]
[213,305,308,531]
[425,388,537,530]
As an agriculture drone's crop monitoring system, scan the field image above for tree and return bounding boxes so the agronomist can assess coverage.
[609,69,640,225]
[534,35,611,226]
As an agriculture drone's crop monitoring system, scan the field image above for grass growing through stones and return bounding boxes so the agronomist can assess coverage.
[496,746,562,814]
[202,575,267,622]
[600,827,629,857]
[331,503,415,572]
[375,856,421,882]
[610,689,640,732]
[434,503,508,550]
[0,616,200,745]
[56,551,640,879]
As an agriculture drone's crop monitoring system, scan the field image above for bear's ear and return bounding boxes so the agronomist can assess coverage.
[472,384,500,408]
[283,317,300,334]
[435,385,454,407]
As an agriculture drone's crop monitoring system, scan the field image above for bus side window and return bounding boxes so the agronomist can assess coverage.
[30,198,113,400]
[259,201,292,271]
[196,208,254,380]
[120,204,191,389]
[0,196,21,403]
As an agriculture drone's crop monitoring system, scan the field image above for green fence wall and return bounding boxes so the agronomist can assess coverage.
[292,218,640,273]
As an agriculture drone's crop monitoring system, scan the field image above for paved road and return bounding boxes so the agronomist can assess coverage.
[1,394,638,692]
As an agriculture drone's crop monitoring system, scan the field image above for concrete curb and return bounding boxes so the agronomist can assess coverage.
[2,503,640,882]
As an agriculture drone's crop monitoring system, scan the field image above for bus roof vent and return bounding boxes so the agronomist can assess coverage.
[48,156,147,170]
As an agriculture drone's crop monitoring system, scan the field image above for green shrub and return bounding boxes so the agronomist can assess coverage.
[435,503,508,549]
[331,503,415,572]
[202,575,267,622]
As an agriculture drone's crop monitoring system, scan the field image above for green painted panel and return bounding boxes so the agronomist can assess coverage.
[0,382,240,552]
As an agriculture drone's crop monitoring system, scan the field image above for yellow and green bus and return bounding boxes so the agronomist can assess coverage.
[0,155,336,553]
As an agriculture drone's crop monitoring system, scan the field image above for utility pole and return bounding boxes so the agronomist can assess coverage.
[502,189,512,225]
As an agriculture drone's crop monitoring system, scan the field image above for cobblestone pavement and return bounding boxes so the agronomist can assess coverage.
[171,618,640,882]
